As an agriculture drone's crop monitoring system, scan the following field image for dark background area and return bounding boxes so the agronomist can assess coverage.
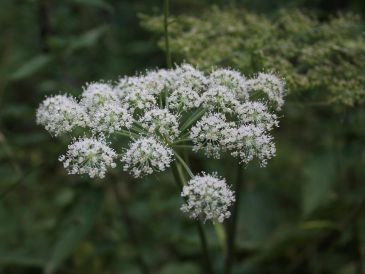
[0,0,364,274]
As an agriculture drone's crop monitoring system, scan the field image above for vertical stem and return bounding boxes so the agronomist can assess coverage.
[112,182,150,274]
[171,163,214,274]
[224,163,243,274]
[163,0,172,68]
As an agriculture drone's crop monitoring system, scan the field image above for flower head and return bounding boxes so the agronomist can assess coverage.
[90,103,133,134]
[139,108,180,142]
[173,64,208,93]
[36,94,88,136]
[201,85,239,113]
[190,113,233,159]
[80,82,118,113]
[225,125,276,166]
[59,136,117,178]
[140,69,176,96]
[246,73,285,110]
[181,173,235,223]
[121,137,173,178]
[235,101,278,131]
[167,86,201,112]
[122,87,156,113]
[209,69,248,100]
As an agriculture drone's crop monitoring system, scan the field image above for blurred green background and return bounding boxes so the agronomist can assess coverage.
[1,0,365,273]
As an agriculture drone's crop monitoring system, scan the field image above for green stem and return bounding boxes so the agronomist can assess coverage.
[174,152,194,178]
[163,0,172,69]
[171,163,214,274]
[223,163,243,274]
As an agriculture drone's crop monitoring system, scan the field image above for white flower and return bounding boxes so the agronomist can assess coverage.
[121,137,173,178]
[140,69,176,96]
[36,94,88,136]
[139,108,180,142]
[167,86,201,112]
[209,68,248,100]
[246,73,285,110]
[181,173,235,223]
[190,113,234,159]
[173,64,208,93]
[114,76,143,99]
[225,125,276,166]
[122,87,156,113]
[80,82,118,113]
[201,85,240,113]
[59,137,117,179]
[89,102,133,134]
[235,101,279,131]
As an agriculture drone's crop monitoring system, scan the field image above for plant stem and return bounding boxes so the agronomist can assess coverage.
[171,162,214,274]
[224,163,243,274]
[163,0,172,69]
[112,182,150,274]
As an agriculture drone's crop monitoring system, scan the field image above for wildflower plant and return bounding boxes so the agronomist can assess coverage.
[36,64,285,224]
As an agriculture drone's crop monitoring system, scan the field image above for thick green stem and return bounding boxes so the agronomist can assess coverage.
[163,0,172,69]
[224,163,243,274]
[171,162,214,274]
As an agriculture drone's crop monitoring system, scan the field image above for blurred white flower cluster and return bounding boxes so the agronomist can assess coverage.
[37,64,285,222]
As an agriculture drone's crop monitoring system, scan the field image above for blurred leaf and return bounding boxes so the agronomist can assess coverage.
[302,153,336,216]
[300,220,338,230]
[72,0,113,11]
[10,55,51,80]
[0,252,45,268]
[44,190,104,274]
[158,262,199,274]
[67,26,108,54]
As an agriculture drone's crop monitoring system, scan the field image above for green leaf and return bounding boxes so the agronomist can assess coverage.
[302,153,336,216]
[72,0,112,11]
[67,26,108,54]
[10,55,51,80]
[44,190,104,274]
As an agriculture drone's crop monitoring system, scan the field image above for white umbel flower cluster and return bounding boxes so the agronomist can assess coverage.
[246,72,285,110]
[190,113,233,159]
[139,108,180,142]
[80,82,118,113]
[59,137,117,178]
[225,125,276,166]
[37,63,285,223]
[90,103,133,134]
[36,94,88,136]
[121,137,173,178]
[181,173,235,223]
[209,68,248,100]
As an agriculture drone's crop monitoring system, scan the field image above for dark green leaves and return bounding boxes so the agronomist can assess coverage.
[45,190,104,274]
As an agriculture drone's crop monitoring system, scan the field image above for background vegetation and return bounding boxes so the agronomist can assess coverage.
[0,0,364,273]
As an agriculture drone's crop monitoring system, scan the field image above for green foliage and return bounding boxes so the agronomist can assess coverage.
[141,8,365,107]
